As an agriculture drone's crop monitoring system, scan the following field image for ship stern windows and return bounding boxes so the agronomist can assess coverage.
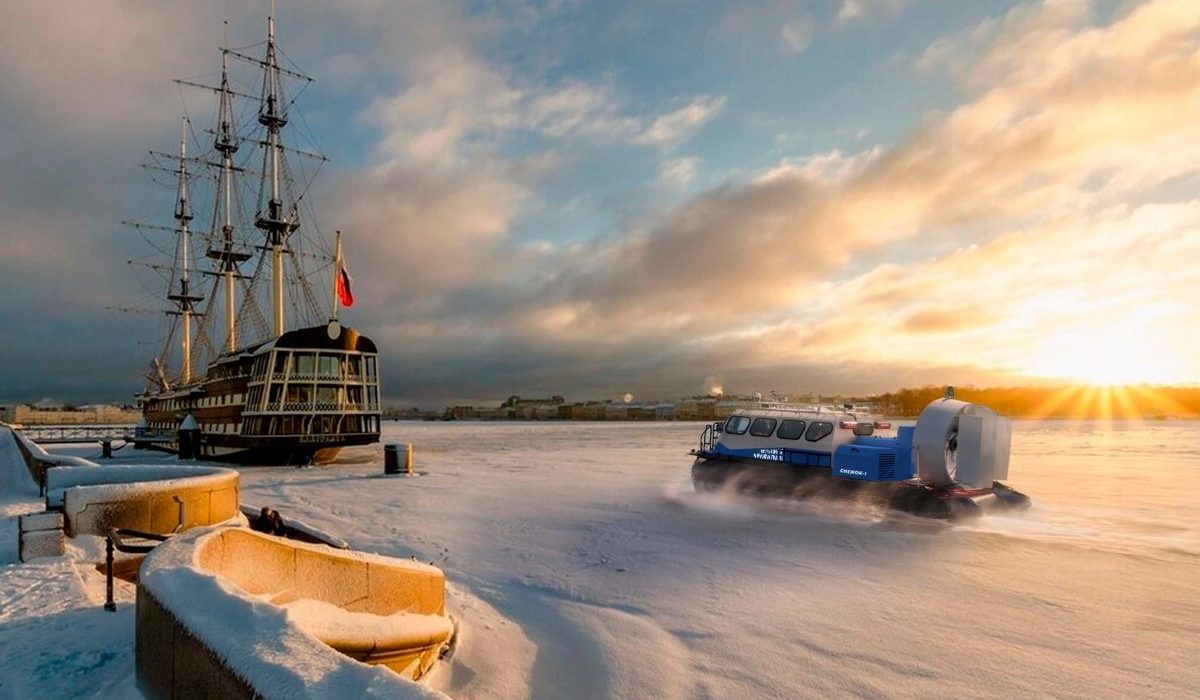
[295,352,316,380]
[243,346,381,438]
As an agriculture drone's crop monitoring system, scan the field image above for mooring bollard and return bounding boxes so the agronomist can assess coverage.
[384,443,413,475]
[178,413,200,459]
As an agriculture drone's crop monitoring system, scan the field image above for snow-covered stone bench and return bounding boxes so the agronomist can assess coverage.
[44,465,240,537]
[136,527,453,699]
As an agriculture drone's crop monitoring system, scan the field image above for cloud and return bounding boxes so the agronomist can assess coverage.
[0,1,214,137]
[527,81,639,138]
[541,172,841,335]
[836,0,906,24]
[715,2,818,53]
[811,200,1200,381]
[636,95,727,149]
[428,0,1200,393]
[659,157,702,187]
[780,16,815,54]
[901,305,996,334]
[330,161,529,311]
[236,0,1200,398]
[367,50,643,166]
[367,48,524,166]
[4,1,1200,404]
[758,146,883,185]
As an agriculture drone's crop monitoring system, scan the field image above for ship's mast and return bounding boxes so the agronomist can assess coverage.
[128,8,336,394]
[255,6,291,337]
[167,118,204,384]
[207,38,251,353]
[332,230,342,322]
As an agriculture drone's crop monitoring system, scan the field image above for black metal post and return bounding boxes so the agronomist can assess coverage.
[104,535,116,612]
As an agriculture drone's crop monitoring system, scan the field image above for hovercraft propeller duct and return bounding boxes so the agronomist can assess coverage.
[912,398,1011,489]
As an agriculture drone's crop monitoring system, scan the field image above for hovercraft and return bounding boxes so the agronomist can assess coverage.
[690,390,1030,520]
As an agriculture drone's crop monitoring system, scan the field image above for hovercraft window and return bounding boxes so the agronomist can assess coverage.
[749,417,777,437]
[724,416,751,434]
[805,421,834,441]
[777,419,806,440]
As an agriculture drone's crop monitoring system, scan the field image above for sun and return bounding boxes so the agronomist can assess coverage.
[1023,322,1187,387]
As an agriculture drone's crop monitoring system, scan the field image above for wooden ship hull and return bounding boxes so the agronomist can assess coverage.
[140,324,381,465]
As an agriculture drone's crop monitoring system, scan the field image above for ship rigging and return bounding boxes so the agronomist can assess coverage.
[126,9,382,464]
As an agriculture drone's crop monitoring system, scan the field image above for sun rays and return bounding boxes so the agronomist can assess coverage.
[1024,384,1194,422]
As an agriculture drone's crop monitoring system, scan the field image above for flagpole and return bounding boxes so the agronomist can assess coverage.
[332,230,341,322]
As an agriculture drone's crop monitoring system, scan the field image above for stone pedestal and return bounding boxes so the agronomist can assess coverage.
[19,511,65,562]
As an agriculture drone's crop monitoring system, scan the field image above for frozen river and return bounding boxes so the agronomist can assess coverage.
[2,420,1198,698]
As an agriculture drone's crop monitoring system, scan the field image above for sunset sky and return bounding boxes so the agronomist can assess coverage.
[0,0,1197,405]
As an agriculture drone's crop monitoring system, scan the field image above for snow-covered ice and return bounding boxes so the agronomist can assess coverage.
[2,420,1199,698]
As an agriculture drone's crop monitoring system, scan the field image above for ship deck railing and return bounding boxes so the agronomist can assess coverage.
[269,372,366,382]
[730,404,858,419]
[698,422,720,452]
[246,402,379,413]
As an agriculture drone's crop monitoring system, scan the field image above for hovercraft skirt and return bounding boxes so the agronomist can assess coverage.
[690,453,1029,520]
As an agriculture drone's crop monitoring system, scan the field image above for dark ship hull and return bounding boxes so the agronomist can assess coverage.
[140,324,382,465]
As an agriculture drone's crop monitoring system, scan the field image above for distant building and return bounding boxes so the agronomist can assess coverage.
[474,406,512,420]
[503,395,565,408]
[0,404,141,425]
[572,402,608,420]
[403,389,880,423]
[626,405,654,421]
[604,404,629,420]
[531,404,559,420]
[677,397,717,421]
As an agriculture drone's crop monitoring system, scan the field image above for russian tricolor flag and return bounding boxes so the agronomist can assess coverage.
[336,261,354,307]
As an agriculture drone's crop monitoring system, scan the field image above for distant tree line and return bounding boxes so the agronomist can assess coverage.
[874,385,1200,419]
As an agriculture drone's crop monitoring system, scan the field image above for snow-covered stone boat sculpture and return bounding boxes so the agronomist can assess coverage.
[137,526,455,698]
[691,391,1031,519]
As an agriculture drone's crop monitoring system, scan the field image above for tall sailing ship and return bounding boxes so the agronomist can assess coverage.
[131,11,381,464]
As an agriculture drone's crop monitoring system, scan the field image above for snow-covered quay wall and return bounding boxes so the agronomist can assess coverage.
[136,527,452,699]
[0,422,97,497]
[45,465,240,537]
